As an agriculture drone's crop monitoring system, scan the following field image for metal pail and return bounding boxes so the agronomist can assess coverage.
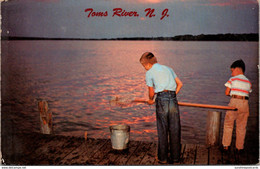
[109,124,130,150]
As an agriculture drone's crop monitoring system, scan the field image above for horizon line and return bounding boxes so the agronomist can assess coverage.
[1,33,258,41]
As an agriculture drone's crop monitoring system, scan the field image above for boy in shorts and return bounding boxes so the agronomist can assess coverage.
[222,59,252,152]
[140,52,183,164]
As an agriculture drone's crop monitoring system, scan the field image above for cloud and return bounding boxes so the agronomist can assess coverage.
[129,0,167,4]
[21,0,60,2]
[34,0,59,2]
[141,0,164,3]
[169,0,258,6]
[122,0,258,6]
[200,0,258,6]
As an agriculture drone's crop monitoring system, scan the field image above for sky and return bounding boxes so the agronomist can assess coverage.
[1,0,259,39]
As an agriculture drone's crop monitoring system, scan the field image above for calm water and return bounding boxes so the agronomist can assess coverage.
[1,40,259,144]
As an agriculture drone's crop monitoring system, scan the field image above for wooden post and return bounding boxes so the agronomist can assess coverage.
[38,100,53,134]
[206,111,221,146]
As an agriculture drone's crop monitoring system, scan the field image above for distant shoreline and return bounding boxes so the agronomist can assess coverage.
[1,33,258,41]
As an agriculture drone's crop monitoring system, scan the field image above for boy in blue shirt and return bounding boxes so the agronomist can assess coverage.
[140,52,183,164]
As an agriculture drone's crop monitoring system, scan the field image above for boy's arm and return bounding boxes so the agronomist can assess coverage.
[224,78,232,96]
[148,86,155,105]
[175,77,183,95]
[225,87,231,96]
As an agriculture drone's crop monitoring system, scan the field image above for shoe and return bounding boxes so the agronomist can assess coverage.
[158,160,168,164]
[168,158,180,164]
[173,159,180,163]
[155,156,168,164]
[236,149,245,155]
[221,146,229,152]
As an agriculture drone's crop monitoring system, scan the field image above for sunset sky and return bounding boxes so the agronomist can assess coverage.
[1,0,259,39]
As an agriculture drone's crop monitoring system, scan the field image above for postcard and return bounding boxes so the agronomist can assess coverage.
[1,0,259,166]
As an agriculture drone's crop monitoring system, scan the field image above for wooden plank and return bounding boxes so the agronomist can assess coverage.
[245,146,259,164]
[206,111,221,146]
[245,137,259,164]
[1,133,25,164]
[209,145,255,165]
[139,142,157,165]
[86,139,112,165]
[15,134,58,165]
[233,148,239,164]
[113,140,140,165]
[53,137,84,163]
[208,146,222,165]
[174,144,186,165]
[6,132,259,166]
[233,145,259,165]
[126,141,152,165]
[182,144,197,164]
[59,138,107,165]
[152,144,185,165]
[38,100,53,134]
[2,132,56,165]
[195,144,209,165]
[180,143,186,160]
[235,150,249,165]
[26,136,70,165]
[98,148,123,165]
[221,146,236,164]
[28,136,83,165]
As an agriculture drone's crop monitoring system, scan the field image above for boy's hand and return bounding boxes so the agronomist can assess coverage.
[147,99,155,105]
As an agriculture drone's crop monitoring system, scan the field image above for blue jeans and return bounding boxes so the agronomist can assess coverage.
[155,91,181,162]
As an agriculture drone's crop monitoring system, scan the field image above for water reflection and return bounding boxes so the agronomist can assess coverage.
[1,41,258,144]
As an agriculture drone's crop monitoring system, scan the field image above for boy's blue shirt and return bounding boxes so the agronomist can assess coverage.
[146,63,177,93]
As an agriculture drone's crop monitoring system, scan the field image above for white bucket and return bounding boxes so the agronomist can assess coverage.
[109,124,130,150]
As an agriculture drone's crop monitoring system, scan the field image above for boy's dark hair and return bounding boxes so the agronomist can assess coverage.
[140,52,157,65]
[231,59,245,73]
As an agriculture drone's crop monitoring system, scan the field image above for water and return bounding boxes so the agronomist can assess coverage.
[1,40,258,144]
